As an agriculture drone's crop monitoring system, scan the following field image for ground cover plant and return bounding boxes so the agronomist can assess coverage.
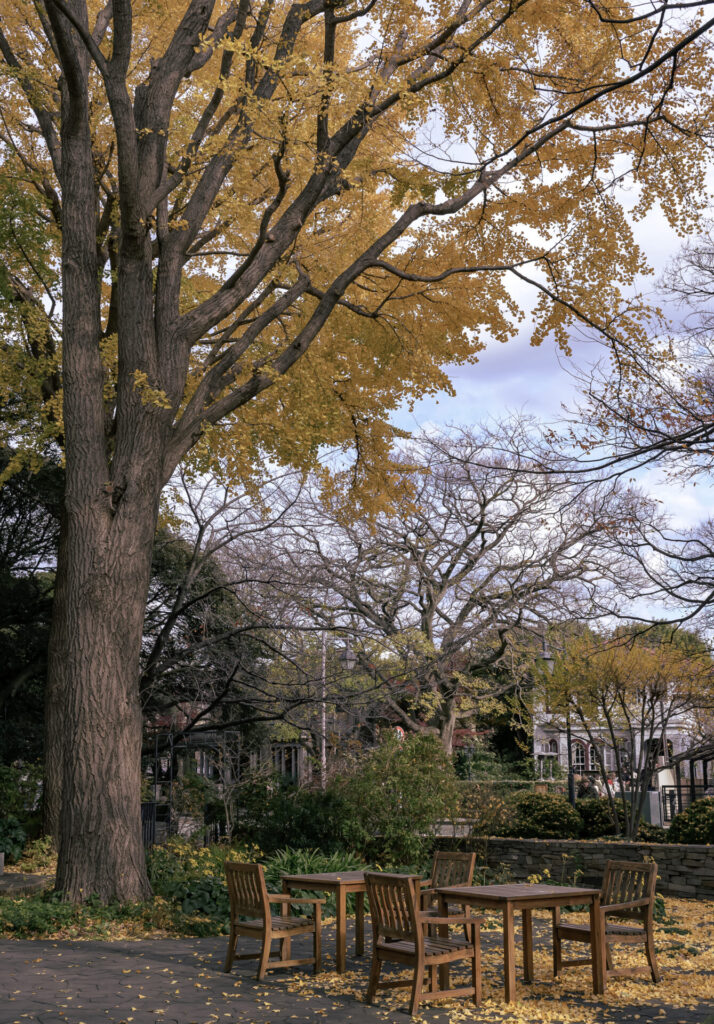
[0,838,370,940]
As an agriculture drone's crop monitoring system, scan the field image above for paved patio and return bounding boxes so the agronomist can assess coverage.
[1,919,712,1024]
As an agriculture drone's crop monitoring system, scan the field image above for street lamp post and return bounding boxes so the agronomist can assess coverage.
[320,636,357,791]
[565,713,576,807]
[540,637,576,806]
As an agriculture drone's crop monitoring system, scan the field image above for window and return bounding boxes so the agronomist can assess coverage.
[572,741,587,771]
[272,744,300,780]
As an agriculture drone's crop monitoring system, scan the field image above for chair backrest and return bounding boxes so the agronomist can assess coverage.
[601,860,657,924]
[365,872,420,944]
[225,861,270,921]
[429,851,476,889]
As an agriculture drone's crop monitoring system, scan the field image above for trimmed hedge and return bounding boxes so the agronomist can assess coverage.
[508,793,582,839]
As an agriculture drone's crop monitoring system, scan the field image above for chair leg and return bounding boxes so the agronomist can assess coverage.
[472,922,482,1006]
[366,954,382,1004]
[605,942,613,972]
[224,927,237,973]
[645,929,660,983]
[257,935,272,981]
[428,964,438,992]
[408,958,424,1017]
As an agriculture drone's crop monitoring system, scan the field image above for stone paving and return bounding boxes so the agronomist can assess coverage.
[1,922,712,1024]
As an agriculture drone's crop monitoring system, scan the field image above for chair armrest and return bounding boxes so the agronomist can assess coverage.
[601,898,651,914]
[268,893,326,905]
[419,879,431,888]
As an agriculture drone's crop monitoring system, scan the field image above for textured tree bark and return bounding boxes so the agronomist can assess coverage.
[52,485,157,902]
[42,0,161,900]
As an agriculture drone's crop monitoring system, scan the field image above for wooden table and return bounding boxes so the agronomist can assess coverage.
[281,871,367,974]
[437,883,604,1003]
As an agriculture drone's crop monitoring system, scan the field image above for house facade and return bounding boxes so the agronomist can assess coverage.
[533,706,712,825]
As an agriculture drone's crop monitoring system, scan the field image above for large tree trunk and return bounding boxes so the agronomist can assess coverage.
[50,482,158,902]
[42,0,163,898]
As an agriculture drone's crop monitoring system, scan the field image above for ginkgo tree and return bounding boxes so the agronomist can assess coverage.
[536,626,714,839]
[1,0,714,901]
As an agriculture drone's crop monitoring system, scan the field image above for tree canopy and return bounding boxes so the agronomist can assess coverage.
[1,0,714,493]
[3,0,714,902]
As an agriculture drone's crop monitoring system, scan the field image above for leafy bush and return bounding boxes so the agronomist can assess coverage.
[179,874,230,919]
[0,816,27,861]
[234,775,355,854]
[0,763,43,835]
[459,781,523,836]
[337,734,461,864]
[147,836,256,903]
[505,793,582,839]
[0,888,204,939]
[636,822,669,843]
[577,797,623,838]
[235,735,460,864]
[667,797,714,844]
[263,847,367,915]
[148,836,368,919]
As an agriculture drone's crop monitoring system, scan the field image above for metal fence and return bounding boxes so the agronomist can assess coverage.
[660,784,707,823]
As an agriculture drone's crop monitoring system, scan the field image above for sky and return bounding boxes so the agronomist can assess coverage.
[391,200,713,537]
[387,188,714,628]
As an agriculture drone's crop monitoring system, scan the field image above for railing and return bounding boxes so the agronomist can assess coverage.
[141,801,157,847]
[660,784,707,823]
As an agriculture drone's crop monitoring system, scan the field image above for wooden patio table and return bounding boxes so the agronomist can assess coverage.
[281,871,366,974]
[436,883,605,1003]
[281,870,422,974]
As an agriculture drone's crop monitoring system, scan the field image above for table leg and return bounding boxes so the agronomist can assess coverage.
[522,908,534,983]
[590,895,605,995]
[504,903,516,1003]
[336,885,347,973]
[355,892,365,957]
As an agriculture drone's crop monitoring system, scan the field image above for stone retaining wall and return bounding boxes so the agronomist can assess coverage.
[438,836,714,899]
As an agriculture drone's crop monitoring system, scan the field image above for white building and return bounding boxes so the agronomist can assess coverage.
[533,707,711,825]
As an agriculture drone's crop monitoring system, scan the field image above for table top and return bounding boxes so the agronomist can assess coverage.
[436,883,601,904]
[281,870,366,886]
[281,870,424,887]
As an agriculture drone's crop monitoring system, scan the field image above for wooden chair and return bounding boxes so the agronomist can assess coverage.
[552,859,659,989]
[420,850,477,913]
[365,871,483,1016]
[224,861,324,980]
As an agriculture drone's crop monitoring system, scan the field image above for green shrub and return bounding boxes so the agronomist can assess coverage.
[263,847,367,915]
[0,816,27,862]
[459,781,527,836]
[577,797,623,838]
[337,734,461,865]
[636,821,669,843]
[0,763,43,835]
[234,776,355,854]
[506,793,582,839]
[179,874,229,919]
[147,836,256,903]
[667,797,714,844]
